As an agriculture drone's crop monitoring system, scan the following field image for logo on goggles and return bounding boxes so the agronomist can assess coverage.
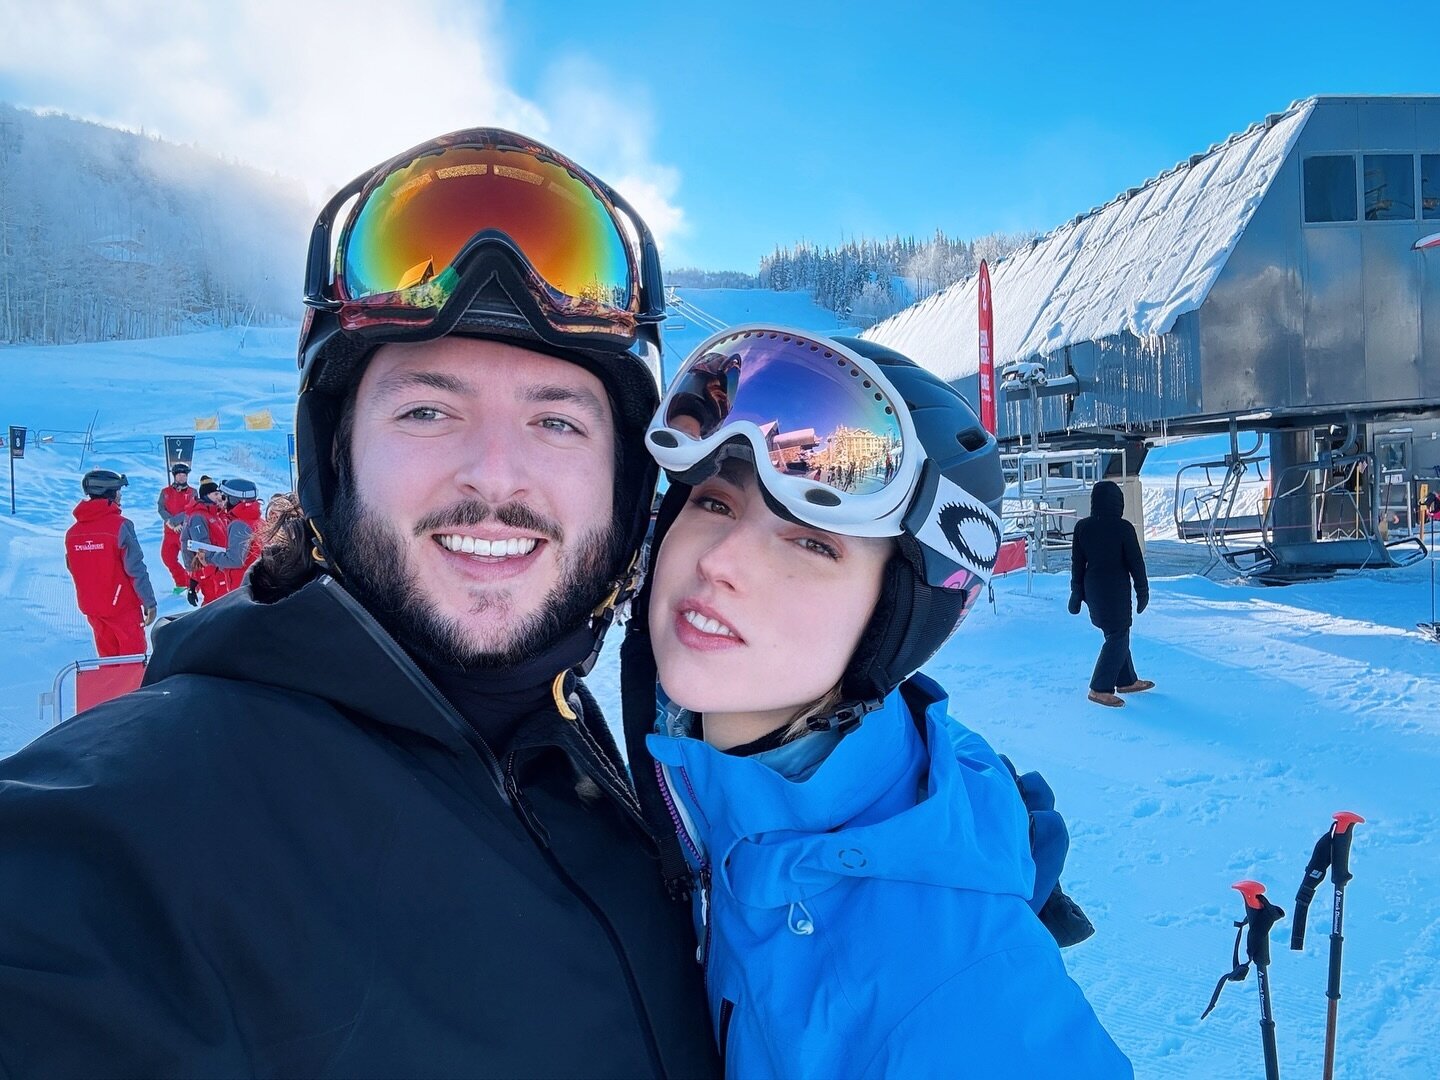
[937,499,1001,575]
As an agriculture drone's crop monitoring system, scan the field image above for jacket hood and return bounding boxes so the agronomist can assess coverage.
[230,500,263,526]
[647,673,1034,908]
[1090,480,1125,517]
[72,498,119,523]
[144,576,476,753]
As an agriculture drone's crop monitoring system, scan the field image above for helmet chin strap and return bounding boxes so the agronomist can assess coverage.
[803,696,886,736]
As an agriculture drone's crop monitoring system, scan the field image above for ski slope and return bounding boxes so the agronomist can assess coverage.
[1,300,1437,1078]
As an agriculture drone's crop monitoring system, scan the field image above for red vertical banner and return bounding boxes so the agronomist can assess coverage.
[977,260,996,434]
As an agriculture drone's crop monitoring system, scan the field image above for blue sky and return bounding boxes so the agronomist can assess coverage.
[2,0,1437,271]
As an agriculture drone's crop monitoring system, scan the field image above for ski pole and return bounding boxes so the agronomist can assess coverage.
[1290,811,1364,1080]
[1202,879,1285,1080]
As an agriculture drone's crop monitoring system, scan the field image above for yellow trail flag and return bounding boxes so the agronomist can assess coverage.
[244,409,274,431]
[194,415,219,431]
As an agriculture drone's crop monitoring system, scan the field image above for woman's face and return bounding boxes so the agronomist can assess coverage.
[649,462,892,736]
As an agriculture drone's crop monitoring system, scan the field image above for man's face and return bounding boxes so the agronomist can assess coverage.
[174,471,190,487]
[332,336,620,668]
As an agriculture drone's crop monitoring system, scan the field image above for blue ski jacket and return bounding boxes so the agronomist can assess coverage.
[647,672,1132,1079]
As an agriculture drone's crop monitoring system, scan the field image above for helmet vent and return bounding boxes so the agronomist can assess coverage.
[957,430,988,452]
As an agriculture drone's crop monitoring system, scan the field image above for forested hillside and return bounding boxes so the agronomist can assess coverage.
[0,104,313,344]
[759,229,1037,322]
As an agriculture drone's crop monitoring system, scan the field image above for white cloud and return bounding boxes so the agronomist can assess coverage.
[0,0,685,248]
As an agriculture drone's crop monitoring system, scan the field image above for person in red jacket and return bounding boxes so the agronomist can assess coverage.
[155,463,197,595]
[181,479,232,606]
[209,478,262,591]
[64,470,157,656]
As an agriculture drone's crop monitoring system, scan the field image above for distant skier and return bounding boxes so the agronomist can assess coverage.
[64,470,157,657]
[207,478,262,591]
[181,478,231,606]
[1068,479,1152,707]
[155,463,197,595]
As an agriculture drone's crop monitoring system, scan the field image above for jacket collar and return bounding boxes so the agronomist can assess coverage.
[72,499,119,522]
[648,673,1035,908]
[146,576,478,753]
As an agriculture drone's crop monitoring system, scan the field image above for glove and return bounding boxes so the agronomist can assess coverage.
[1136,595,1149,615]
[142,605,157,627]
[186,580,200,607]
[1067,593,1082,616]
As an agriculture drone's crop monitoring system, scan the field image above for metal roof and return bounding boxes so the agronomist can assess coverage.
[863,99,1317,379]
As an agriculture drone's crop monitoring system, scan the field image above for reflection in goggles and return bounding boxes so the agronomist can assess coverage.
[340,144,635,312]
[664,334,905,497]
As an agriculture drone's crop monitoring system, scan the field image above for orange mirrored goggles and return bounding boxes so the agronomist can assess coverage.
[303,129,664,345]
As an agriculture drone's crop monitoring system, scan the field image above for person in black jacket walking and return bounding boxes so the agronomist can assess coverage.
[1068,479,1153,707]
[0,130,717,1078]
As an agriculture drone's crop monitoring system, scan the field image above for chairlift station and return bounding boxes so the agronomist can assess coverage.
[865,95,1440,579]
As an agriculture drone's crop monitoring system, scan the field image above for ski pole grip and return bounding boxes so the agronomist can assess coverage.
[1331,811,1364,886]
[1234,880,1267,910]
[1234,881,1284,968]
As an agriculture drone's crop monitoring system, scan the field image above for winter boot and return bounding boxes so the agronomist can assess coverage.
[1087,690,1124,708]
[1116,679,1156,694]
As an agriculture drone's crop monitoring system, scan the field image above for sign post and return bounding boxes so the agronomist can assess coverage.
[8,425,25,515]
[287,432,297,493]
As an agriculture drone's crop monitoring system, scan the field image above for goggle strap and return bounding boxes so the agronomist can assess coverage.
[907,468,1003,586]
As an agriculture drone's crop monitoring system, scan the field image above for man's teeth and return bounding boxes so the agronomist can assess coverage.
[437,535,539,557]
[683,609,736,638]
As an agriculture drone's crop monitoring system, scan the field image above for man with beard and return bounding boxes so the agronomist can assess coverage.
[0,130,717,1077]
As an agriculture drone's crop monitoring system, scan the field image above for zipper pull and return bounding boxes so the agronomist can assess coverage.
[696,867,712,964]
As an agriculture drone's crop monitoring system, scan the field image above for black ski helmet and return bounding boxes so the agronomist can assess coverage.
[634,336,1002,720]
[81,470,128,500]
[219,478,258,503]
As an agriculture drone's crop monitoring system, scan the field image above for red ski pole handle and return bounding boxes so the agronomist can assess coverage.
[1331,811,1364,886]
[1332,811,1364,835]
[1234,880,1268,910]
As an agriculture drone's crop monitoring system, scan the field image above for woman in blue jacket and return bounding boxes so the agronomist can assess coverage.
[624,326,1131,1078]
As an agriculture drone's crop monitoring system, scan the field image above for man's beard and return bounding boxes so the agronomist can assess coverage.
[326,480,623,670]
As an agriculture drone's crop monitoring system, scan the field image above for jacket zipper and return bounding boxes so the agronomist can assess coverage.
[322,581,666,1069]
[323,580,508,796]
[656,762,713,972]
[505,754,667,1079]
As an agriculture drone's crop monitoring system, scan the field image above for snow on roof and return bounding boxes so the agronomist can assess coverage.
[863,100,1315,381]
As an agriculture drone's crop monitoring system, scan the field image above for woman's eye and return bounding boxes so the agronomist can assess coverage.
[538,417,580,434]
[797,536,841,560]
[401,406,444,422]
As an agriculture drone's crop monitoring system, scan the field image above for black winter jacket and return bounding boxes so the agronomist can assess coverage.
[0,576,718,1079]
[1069,481,1149,633]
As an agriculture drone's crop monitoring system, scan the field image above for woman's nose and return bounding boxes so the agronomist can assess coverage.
[694,523,754,592]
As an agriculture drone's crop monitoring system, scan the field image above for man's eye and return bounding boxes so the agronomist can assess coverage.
[538,417,580,434]
[402,406,444,421]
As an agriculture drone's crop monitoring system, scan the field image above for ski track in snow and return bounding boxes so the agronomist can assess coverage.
[3,323,1439,1078]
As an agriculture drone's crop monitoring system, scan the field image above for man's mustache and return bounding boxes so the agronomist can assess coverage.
[413,500,564,543]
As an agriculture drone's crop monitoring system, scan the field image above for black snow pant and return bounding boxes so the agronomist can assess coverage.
[1090,628,1137,693]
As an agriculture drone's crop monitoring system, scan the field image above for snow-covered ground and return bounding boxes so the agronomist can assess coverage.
[2,301,1437,1077]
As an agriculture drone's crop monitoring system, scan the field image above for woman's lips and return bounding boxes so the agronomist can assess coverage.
[673,600,744,651]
